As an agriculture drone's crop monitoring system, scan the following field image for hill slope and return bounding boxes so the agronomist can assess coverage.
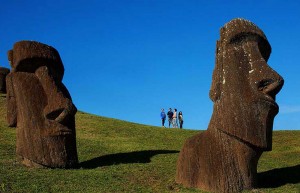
[0,94,299,193]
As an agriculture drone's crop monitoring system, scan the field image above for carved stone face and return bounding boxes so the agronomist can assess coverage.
[6,41,78,168]
[210,19,284,150]
[0,67,10,93]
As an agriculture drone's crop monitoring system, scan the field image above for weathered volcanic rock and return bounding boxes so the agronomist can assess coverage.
[6,41,78,168]
[176,18,284,193]
[0,67,10,93]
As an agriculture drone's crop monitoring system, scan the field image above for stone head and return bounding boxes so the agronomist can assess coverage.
[209,18,284,150]
[7,41,64,82]
[0,67,10,93]
[6,41,77,167]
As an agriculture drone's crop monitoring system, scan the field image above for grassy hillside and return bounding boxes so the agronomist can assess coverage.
[0,93,299,193]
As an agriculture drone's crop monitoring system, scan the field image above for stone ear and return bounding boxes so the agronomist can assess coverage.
[209,41,222,102]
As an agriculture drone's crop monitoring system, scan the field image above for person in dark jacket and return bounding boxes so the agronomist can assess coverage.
[178,111,184,129]
[167,108,173,128]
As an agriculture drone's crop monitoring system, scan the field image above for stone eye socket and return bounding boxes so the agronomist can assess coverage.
[229,33,257,44]
[258,40,271,61]
[230,33,271,63]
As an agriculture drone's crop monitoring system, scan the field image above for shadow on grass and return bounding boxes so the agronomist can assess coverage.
[80,150,179,169]
[258,164,300,188]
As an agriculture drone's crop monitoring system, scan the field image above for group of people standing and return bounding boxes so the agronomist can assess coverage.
[160,108,184,129]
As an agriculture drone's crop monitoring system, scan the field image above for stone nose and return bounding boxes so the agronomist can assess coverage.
[252,63,284,99]
[45,101,76,124]
[257,78,284,97]
[35,66,77,124]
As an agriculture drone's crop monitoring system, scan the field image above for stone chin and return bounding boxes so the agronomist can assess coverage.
[21,135,77,168]
[214,96,279,151]
[22,119,77,168]
[41,135,77,168]
[253,99,279,151]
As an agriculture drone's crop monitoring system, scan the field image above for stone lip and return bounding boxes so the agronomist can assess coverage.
[8,41,64,82]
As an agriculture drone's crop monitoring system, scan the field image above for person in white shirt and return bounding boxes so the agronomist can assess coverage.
[172,108,178,128]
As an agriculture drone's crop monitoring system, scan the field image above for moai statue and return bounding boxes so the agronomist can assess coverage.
[0,67,10,93]
[6,41,78,168]
[176,18,284,192]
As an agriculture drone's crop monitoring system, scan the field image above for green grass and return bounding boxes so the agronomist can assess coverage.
[0,94,299,193]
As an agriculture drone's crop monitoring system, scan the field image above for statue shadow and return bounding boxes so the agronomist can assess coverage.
[80,150,179,169]
[258,164,300,188]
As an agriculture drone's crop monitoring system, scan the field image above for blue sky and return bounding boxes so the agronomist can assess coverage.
[0,0,299,130]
